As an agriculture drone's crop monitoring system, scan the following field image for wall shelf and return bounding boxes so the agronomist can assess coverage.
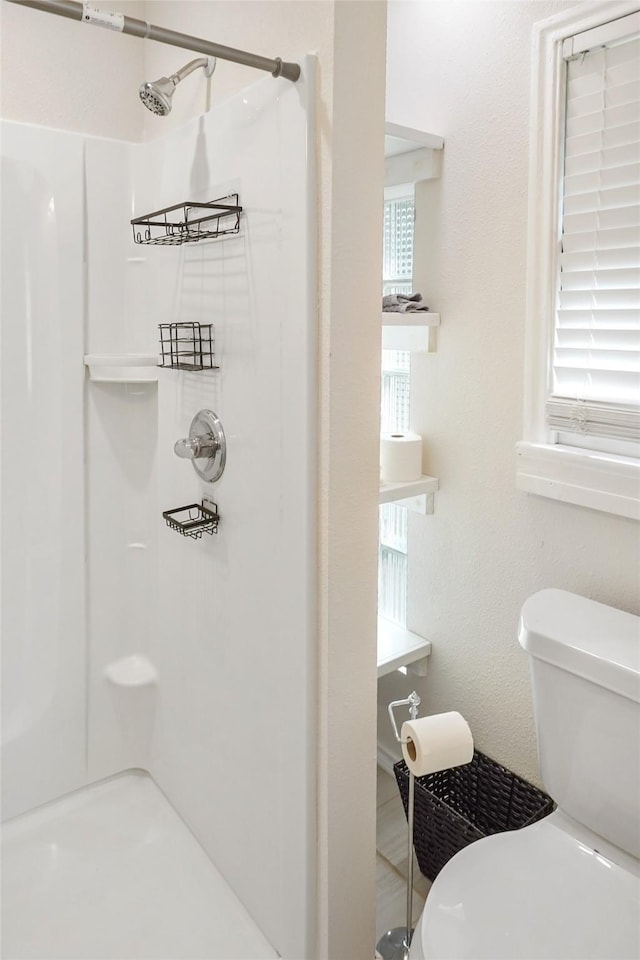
[380,474,439,515]
[377,616,432,678]
[384,122,444,186]
[84,354,158,383]
[382,312,440,352]
[385,122,444,153]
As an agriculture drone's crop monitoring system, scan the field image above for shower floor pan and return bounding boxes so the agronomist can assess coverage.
[1,771,278,960]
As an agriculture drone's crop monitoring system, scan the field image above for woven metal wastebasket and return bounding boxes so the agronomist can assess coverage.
[394,750,554,881]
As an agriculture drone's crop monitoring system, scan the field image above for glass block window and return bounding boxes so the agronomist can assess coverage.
[378,499,408,623]
[379,189,416,627]
[382,194,415,296]
[381,350,410,436]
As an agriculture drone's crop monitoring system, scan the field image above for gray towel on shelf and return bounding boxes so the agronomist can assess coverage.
[382,293,430,313]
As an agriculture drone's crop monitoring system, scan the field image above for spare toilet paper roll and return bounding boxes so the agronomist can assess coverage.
[380,432,422,483]
[401,712,474,777]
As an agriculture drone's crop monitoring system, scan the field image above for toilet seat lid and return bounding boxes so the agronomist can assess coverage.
[418,816,640,960]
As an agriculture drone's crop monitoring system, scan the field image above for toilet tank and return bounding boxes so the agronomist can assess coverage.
[519,589,640,859]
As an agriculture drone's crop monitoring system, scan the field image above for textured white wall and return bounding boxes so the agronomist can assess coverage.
[0,0,144,139]
[382,0,640,787]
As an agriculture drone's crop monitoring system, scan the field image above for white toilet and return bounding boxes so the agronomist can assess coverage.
[409,589,640,960]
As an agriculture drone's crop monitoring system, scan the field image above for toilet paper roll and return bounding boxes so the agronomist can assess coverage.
[401,712,474,777]
[380,432,422,483]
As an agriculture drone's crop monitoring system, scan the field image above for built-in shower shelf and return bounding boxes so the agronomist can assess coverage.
[84,354,159,383]
[131,194,242,246]
[377,616,432,678]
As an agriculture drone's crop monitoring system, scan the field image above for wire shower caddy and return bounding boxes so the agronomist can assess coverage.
[158,323,217,371]
[162,501,220,539]
[131,193,242,246]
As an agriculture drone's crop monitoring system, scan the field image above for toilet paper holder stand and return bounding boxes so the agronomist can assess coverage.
[388,690,421,744]
[377,691,421,960]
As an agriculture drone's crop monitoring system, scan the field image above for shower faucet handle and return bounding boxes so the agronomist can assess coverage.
[173,409,226,484]
[174,436,218,460]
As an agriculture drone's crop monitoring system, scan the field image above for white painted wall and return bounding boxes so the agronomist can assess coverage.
[382,0,640,786]
[0,0,144,140]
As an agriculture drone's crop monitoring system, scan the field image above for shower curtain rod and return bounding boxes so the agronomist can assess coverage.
[4,0,301,82]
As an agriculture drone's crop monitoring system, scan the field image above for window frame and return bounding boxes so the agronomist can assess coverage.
[518,0,640,521]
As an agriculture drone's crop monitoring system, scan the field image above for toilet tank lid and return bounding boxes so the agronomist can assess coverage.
[518,589,640,703]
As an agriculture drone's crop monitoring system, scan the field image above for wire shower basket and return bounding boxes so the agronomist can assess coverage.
[162,501,220,539]
[158,323,217,371]
[131,194,242,246]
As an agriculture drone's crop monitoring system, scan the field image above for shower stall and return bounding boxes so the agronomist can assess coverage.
[0,10,317,956]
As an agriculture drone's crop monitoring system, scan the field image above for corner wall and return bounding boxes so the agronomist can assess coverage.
[382,0,640,785]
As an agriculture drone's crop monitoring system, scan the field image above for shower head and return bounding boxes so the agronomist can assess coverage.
[139,56,216,116]
[139,76,176,116]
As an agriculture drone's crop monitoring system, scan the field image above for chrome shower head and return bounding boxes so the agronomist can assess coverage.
[139,57,216,117]
[139,76,176,116]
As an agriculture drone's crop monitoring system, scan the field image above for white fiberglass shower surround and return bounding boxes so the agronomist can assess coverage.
[0,38,317,960]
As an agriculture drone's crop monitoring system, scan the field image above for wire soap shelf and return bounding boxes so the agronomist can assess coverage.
[131,194,242,245]
[162,501,220,539]
[159,323,217,371]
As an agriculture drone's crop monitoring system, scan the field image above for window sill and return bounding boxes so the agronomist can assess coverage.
[516,441,640,521]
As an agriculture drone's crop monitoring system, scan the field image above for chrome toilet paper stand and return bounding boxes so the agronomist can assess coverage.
[376,691,421,960]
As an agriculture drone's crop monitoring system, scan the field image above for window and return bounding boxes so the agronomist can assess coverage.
[518,2,640,520]
[379,187,415,624]
[382,188,415,296]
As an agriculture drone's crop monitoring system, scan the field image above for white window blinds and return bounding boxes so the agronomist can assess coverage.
[549,17,640,444]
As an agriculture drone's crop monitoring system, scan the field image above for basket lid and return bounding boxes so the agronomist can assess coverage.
[416,815,640,960]
[518,589,640,702]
